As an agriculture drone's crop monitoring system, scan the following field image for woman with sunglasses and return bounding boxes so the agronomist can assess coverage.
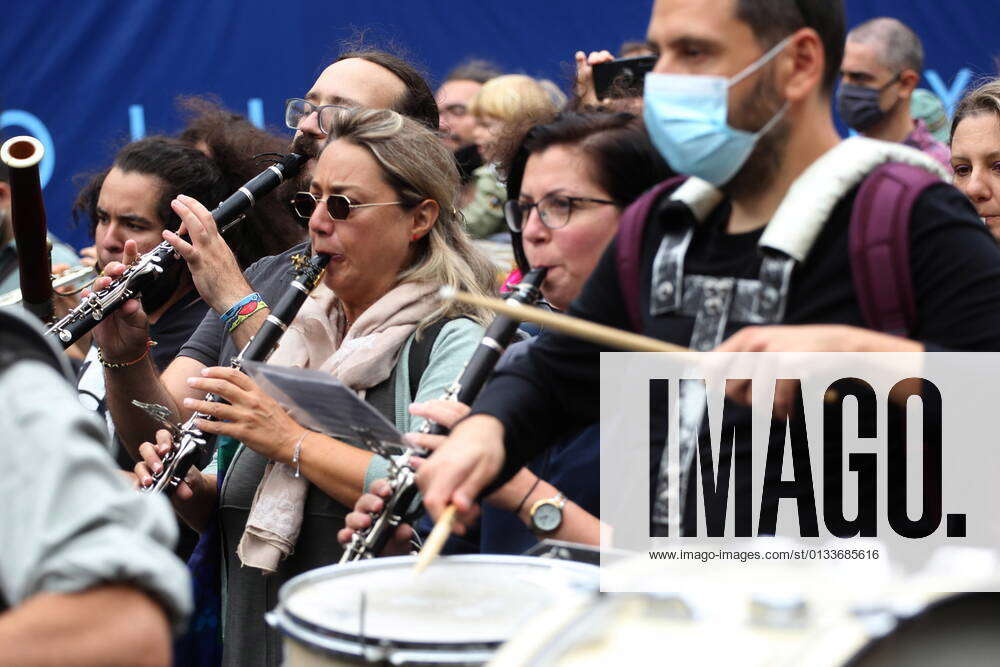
[340,111,673,556]
[100,108,497,666]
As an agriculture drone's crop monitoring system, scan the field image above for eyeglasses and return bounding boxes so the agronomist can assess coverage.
[290,192,403,221]
[504,194,617,232]
[284,98,350,135]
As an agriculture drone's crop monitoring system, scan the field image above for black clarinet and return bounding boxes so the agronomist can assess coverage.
[47,152,308,348]
[340,268,548,562]
[136,251,330,496]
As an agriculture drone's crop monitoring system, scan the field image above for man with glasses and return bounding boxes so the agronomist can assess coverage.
[838,17,950,169]
[91,48,440,461]
[435,60,507,239]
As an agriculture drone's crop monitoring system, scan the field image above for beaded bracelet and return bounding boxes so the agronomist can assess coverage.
[98,339,157,369]
[221,292,268,333]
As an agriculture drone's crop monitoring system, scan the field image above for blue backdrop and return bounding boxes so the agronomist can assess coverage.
[3,0,997,250]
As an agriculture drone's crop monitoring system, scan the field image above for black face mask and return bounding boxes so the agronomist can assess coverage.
[836,74,900,132]
[453,143,483,184]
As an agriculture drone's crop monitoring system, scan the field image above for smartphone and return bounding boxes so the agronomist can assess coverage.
[592,55,657,100]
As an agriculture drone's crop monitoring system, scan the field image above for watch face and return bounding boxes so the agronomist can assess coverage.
[533,503,563,533]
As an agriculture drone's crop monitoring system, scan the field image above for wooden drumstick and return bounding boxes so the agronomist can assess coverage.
[413,504,457,575]
[438,287,690,354]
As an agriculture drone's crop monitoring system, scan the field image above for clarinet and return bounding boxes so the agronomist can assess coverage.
[46,152,308,348]
[340,267,548,562]
[136,251,330,496]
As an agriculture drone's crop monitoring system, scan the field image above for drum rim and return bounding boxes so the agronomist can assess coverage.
[268,554,599,660]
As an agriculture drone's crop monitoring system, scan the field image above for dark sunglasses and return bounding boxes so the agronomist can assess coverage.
[290,192,402,220]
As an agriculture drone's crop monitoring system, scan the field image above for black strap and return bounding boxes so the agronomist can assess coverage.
[364,317,456,420]
[407,317,453,400]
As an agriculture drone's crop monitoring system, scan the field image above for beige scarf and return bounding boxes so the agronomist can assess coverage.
[237,280,439,573]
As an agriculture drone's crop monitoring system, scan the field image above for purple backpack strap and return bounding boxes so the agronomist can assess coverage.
[616,176,687,332]
[849,162,942,336]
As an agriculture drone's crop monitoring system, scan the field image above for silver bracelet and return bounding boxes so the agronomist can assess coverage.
[291,431,309,478]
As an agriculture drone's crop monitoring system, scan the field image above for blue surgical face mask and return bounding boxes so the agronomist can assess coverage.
[643,36,792,186]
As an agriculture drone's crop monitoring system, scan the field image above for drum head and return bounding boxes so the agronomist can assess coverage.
[271,555,598,663]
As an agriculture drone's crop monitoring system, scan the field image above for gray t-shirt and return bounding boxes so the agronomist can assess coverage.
[180,241,309,368]
[0,360,192,631]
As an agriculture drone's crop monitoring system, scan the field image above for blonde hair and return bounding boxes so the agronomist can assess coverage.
[469,74,559,124]
[951,77,1000,145]
[323,107,497,331]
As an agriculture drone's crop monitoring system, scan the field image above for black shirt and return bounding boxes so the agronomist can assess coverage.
[473,182,1000,482]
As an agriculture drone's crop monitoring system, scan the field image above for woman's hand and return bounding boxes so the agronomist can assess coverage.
[133,429,199,501]
[87,240,151,361]
[183,366,304,463]
[164,194,253,315]
[337,478,414,556]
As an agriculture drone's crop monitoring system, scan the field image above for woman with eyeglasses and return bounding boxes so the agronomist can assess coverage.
[340,111,673,556]
[103,107,497,666]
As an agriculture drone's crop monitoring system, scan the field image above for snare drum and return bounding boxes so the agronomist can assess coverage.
[267,554,598,666]
[490,552,1000,666]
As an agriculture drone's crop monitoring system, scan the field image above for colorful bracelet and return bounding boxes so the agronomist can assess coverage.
[220,292,263,322]
[98,339,157,369]
[221,292,268,333]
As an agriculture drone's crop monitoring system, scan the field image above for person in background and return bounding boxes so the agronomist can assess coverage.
[838,16,950,168]
[436,59,503,209]
[911,88,951,144]
[949,78,1000,240]
[619,39,657,59]
[464,74,559,239]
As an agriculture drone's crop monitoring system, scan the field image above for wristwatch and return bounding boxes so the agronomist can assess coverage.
[529,492,567,536]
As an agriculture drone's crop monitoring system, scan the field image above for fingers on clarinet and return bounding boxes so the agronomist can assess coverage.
[356,493,384,514]
[201,365,254,390]
[344,511,371,531]
[163,229,195,258]
[370,478,393,497]
[176,194,216,231]
[337,527,354,545]
[134,462,154,488]
[120,298,141,316]
[403,432,444,451]
[155,429,174,450]
[186,376,236,399]
[139,442,164,475]
[175,481,195,501]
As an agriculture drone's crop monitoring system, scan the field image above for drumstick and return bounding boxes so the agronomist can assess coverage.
[413,504,457,575]
[438,287,689,353]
